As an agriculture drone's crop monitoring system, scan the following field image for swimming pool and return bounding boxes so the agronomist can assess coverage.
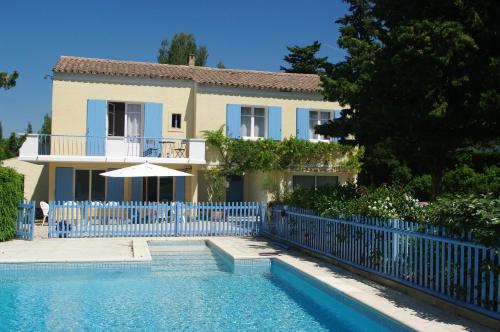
[0,241,411,331]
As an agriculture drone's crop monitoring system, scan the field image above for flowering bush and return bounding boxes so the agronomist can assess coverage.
[424,194,499,247]
[279,184,498,246]
[323,186,423,221]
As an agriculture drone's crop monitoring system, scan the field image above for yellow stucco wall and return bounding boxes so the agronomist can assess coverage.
[195,85,341,138]
[52,73,194,139]
[52,73,341,140]
[1,158,49,202]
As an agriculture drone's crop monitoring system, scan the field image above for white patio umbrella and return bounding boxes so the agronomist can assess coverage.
[100,162,192,201]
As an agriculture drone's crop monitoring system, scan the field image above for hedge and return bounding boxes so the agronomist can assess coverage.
[0,166,24,241]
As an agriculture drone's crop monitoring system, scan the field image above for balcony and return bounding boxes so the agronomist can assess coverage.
[19,134,206,164]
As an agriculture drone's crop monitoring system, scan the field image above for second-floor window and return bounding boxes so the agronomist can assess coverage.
[172,113,181,129]
[108,102,142,137]
[309,110,331,141]
[241,106,266,138]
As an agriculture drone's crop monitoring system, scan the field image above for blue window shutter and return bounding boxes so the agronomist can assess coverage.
[175,177,185,202]
[106,170,124,202]
[55,167,73,201]
[143,102,163,157]
[267,106,282,140]
[226,104,241,138]
[132,177,142,201]
[86,99,107,156]
[296,108,310,140]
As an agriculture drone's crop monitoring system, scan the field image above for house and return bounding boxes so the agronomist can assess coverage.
[1,157,49,203]
[18,55,355,203]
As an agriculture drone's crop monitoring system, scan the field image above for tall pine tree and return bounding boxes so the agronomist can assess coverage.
[158,33,208,66]
[281,41,328,74]
[318,0,500,196]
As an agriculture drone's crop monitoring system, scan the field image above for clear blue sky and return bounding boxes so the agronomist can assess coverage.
[0,0,348,135]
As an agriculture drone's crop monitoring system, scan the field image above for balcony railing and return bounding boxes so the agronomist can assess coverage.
[19,134,206,163]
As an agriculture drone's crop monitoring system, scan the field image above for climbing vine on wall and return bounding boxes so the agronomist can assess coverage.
[203,127,363,177]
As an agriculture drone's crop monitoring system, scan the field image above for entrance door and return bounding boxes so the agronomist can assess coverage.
[226,175,244,202]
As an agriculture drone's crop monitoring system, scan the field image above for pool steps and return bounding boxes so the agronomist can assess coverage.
[148,241,232,276]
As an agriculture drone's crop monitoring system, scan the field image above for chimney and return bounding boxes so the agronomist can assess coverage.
[188,54,195,66]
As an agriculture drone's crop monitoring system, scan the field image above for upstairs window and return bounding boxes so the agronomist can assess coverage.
[107,102,143,137]
[241,106,266,138]
[309,110,331,141]
[172,113,181,129]
[108,102,125,136]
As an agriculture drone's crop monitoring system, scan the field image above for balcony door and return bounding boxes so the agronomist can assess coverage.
[108,102,143,138]
[107,102,144,157]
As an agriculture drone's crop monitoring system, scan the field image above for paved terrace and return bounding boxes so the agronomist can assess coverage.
[0,236,493,332]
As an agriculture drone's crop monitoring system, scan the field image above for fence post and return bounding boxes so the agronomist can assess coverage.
[259,202,267,235]
[174,202,179,236]
[29,201,35,240]
[392,219,399,267]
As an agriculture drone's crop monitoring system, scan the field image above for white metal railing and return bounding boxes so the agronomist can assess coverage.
[19,134,206,161]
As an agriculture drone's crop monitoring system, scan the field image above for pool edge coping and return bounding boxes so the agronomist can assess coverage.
[205,239,424,332]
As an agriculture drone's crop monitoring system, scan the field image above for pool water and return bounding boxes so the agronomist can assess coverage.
[0,241,410,332]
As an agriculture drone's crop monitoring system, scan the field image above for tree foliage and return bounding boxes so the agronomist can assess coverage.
[38,113,51,135]
[158,33,208,66]
[281,41,328,74]
[318,0,500,196]
[0,71,19,90]
[216,61,226,69]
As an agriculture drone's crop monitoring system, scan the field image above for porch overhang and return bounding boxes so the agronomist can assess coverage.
[18,155,206,165]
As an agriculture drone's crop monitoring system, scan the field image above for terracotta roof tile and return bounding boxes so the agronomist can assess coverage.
[53,56,321,93]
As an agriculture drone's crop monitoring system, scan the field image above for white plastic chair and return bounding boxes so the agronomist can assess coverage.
[40,201,49,226]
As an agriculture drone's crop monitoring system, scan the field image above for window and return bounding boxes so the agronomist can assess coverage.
[292,176,315,190]
[126,104,142,137]
[316,176,339,187]
[91,170,106,201]
[107,102,143,137]
[293,175,339,190]
[143,177,173,202]
[75,170,90,201]
[309,110,331,141]
[172,113,181,129]
[74,170,106,201]
[108,102,125,136]
[241,106,266,138]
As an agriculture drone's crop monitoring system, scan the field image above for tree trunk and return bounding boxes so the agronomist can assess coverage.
[430,167,443,199]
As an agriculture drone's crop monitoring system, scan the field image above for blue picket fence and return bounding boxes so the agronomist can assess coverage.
[48,201,264,238]
[264,205,500,320]
[16,201,36,240]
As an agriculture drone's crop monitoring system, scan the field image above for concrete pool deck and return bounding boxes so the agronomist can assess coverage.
[0,236,494,331]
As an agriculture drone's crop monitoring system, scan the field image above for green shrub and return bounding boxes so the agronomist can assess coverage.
[282,183,358,214]
[406,174,432,201]
[442,165,500,196]
[282,184,422,221]
[338,186,423,221]
[424,194,499,247]
[0,166,24,241]
[278,180,499,247]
